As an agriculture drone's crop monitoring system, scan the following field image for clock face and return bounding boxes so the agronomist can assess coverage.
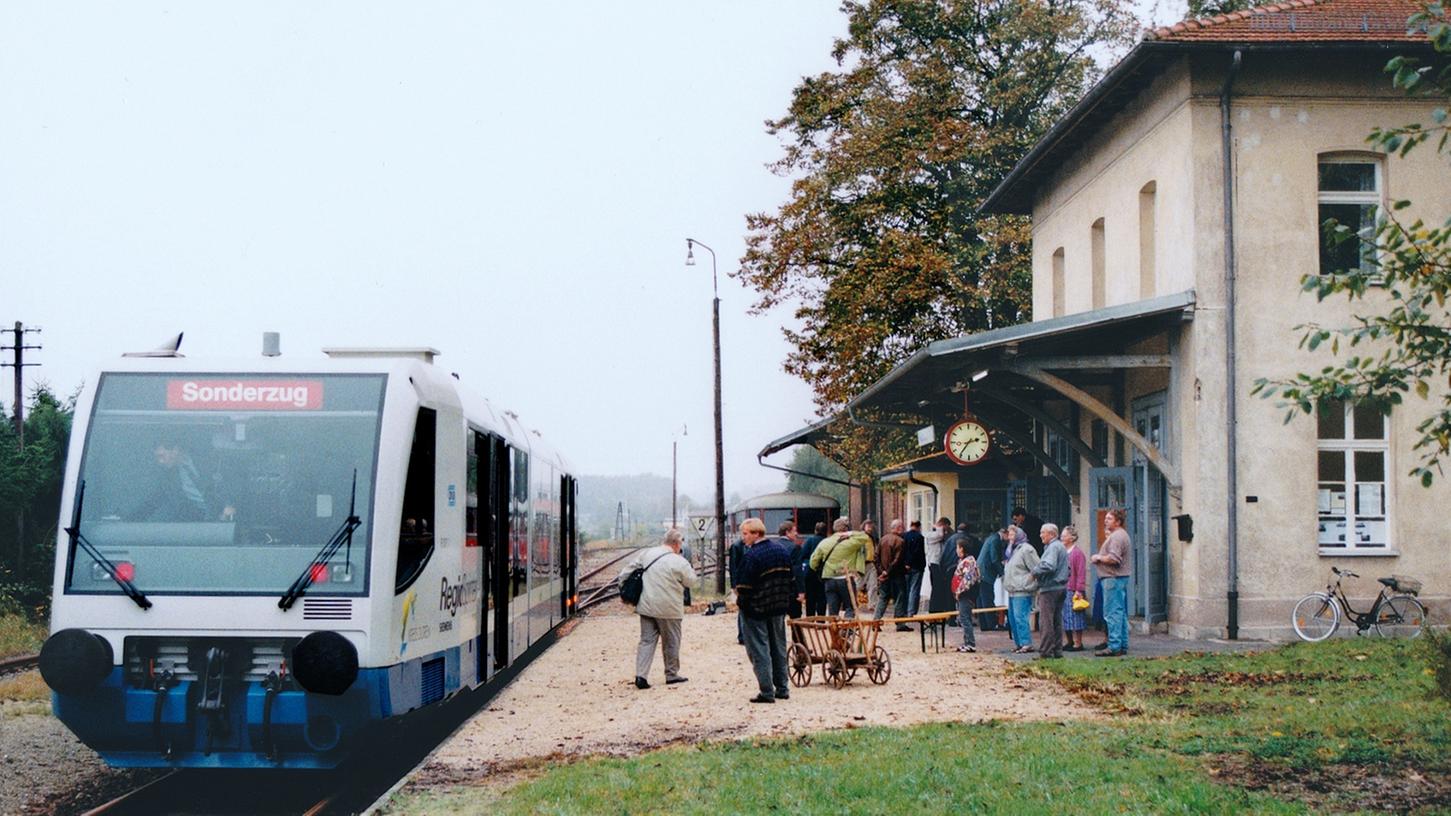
[945,420,991,466]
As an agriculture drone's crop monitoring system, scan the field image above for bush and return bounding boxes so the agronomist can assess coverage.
[0,579,49,622]
[1422,629,1451,702]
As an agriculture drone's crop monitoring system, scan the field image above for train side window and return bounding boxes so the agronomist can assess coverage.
[466,433,479,544]
[510,446,529,598]
[395,408,436,594]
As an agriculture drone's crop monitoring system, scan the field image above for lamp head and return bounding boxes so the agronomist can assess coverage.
[685,241,696,266]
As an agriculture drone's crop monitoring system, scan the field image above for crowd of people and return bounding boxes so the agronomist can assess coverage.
[621,507,1134,701]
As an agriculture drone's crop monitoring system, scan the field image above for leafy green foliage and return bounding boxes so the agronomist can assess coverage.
[1423,627,1451,702]
[0,386,74,619]
[738,0,1135,477]
[1184,0,1276,18]
[0,612,46,659]
[784,445,850,509]
[1254,3,1451,485]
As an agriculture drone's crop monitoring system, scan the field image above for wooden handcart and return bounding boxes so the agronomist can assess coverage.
[786,615,892,688]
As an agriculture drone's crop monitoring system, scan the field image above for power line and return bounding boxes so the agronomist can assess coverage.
[0,321,42,448]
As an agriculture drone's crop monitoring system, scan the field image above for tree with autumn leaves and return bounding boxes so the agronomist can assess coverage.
[737,0,1135,478]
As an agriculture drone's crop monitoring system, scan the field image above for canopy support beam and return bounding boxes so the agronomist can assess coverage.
[972,382,1106,470]
[1004,364,1181,494]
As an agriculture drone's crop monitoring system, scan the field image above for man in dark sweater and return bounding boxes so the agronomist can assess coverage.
[735,518,796,703]
[774,520,805,619]
[902,521,927,616]
[729,533,748,645]
[800,522,828,616]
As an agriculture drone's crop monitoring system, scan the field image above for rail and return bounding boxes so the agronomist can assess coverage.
[575,549,723,613]
[0,652,38,677]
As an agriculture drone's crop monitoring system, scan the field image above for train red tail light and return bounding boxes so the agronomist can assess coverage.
[114,562,135,582]
[310,564,330,584]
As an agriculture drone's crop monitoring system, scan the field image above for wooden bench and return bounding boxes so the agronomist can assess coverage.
[880,612,958,652]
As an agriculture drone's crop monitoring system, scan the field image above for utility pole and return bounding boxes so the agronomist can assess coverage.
[1,321,42,578]
[1,322,42,446]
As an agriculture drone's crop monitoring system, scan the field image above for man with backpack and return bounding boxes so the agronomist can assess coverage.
[808,517,873,619]
[619,529,697,690]
[734,518,796,703]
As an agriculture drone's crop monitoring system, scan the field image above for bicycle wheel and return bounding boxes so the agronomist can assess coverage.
[1292,592,1340,642]
[1374,595,1427,638]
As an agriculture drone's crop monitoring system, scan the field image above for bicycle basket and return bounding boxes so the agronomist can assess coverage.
[1389,575,1423,595]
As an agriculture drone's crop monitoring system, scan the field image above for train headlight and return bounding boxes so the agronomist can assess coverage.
[39,629,115,696]
[291,631,359,696]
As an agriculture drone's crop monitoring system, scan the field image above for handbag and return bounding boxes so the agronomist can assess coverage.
[619,552,669,606]
[1072,594,1091,612]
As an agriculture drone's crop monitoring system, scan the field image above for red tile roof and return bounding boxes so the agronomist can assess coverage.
[1146,0,1427,42]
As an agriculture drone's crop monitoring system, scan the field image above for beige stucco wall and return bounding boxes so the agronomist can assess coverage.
[1032,58,1196,317]
[1028,48,1451,639]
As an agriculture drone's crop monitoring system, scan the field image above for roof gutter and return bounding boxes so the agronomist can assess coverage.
[1221,49,1243,641]
[755,452,856,489]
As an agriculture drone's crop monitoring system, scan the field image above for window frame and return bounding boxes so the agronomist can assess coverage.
[1316,153,1385,280]
[1316,401,1394,556]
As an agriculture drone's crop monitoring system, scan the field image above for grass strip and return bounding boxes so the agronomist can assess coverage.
[383,638,1449,815]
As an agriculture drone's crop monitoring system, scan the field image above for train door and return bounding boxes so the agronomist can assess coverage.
[486,434,510,671]
[560,475,575,618]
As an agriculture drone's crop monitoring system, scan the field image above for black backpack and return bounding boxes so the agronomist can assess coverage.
[620,552,669,606]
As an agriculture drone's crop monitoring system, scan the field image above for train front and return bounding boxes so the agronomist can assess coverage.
[40,368,392,768]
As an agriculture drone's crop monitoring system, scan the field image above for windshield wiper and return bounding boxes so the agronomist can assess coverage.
[65,481,152,610]
[279,471,362,611]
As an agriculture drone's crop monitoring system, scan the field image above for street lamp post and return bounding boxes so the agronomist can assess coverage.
[671,424,687,529]
[686,238,727,595]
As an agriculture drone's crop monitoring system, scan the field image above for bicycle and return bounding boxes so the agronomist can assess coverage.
[1292,567,1427,641]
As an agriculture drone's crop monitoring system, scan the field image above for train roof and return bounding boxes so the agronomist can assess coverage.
[83,345,572,474]
[730,491,840,513]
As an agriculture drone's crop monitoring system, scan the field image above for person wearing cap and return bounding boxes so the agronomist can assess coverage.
[620,529,697,689]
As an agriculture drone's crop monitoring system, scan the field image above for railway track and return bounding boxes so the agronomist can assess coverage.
[0,652,39,677]
[72,685,497,815]
[575,548,722,613]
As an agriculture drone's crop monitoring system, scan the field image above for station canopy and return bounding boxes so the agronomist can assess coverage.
[760,290,1196,496]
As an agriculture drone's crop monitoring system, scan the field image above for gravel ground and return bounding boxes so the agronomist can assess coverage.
[402,605,1093,797]
[0,692,161,816]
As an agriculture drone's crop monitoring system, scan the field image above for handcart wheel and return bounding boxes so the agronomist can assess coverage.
[846,666,859,682]
[788,643,812,687]
[867,645,892,685]
[825,651,849,689]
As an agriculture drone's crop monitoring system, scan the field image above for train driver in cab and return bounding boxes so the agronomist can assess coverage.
[132,440,235,522]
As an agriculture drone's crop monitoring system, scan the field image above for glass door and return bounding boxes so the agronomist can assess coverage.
[1132,393,1168,623]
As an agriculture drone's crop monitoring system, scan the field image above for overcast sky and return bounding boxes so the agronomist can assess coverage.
[1,2,1181,501]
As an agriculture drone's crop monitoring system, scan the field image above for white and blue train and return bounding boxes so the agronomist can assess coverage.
[39,343,578,768]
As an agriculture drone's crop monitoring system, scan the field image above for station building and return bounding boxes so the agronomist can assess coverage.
[761,0,1449,639]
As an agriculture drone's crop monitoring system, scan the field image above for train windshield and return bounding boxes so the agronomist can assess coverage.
[67,373,386,597]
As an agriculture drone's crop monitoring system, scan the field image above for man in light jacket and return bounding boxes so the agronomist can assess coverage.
[620,529,697,689]
[808,517,873,619]
[1031,523,1070,659]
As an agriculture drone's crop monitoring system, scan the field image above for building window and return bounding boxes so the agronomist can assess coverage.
[1317,155,1381,276]
[1052,248,1065,317]
[910,490,934,528]
[1091,218,1106,309]
[1044,426,1078,483]
[1317,400,1389,552]
[1091,420,1109,464]
[1139,182,1157,299]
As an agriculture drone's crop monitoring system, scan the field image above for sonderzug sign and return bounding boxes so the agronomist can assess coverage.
[166,379,324,411]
